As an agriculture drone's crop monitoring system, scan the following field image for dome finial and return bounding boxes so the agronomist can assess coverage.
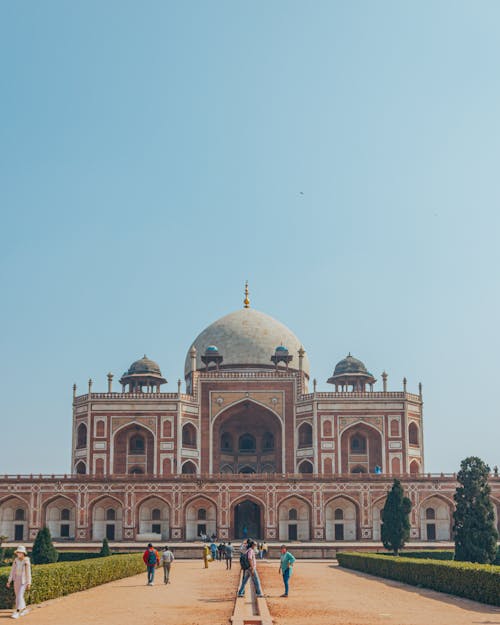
[243,280,250,308]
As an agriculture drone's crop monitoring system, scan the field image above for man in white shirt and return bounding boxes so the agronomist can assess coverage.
[160,546,175,584]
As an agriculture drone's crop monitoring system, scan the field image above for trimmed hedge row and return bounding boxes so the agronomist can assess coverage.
[337,552,500,606]
[381,549,500,565]
[0,554,144,609]
[57,552,113,562]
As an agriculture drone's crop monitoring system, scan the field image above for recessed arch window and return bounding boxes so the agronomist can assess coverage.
[15,508,25,521]
[75,461,86,475]
[298,460,313,474]
[350,435,367,453]
[334,508,344,520]
[288,508,298,520]
[221,432,233,451]
[106,508,116,521]
[152,508,161,521]
[425,507,436,520]
[96,420,105,437]
[262,432,275,451]
[61,508,71,521]
[298,423,313,448]
[239,434,256,453]
[77,423,87,449]
[409,422,419,446]
[182,424,197,447]
[181,461,197,474]
[197,508,207,520]
[129,435,145,454]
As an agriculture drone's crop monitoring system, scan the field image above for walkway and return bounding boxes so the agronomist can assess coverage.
[0,560,239,625]
[1,560,498,625]
[258,560,500,625]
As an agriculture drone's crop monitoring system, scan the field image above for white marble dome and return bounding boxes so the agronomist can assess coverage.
[184,308,310,377]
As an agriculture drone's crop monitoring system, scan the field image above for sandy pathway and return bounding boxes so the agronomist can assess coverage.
[0,560,240,625]
[258,560,500,625]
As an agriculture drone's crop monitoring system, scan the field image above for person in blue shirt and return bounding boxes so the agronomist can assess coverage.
[210,542,217,561]
[278,544,296,597]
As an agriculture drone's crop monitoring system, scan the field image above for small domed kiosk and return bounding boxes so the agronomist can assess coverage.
[119,355,167,393]
[327,353,376,392]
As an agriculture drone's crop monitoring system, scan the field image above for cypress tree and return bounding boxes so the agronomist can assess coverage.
[453,456,498,563]
[99,537,111,557]
[381,479,412,556]
[32,526,58,564]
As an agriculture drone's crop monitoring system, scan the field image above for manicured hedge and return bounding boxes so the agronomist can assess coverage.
[337,552,500,606]
[0,554,144,609]
[57,552,111,562]
[383,550,454,561]
[381,549,500,565]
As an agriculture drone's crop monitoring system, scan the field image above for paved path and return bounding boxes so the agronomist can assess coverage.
[0,560,240,625]
[258,560,500,625]
[1,560,498,625]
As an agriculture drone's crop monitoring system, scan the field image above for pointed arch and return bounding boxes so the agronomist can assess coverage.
[277,495,312,540]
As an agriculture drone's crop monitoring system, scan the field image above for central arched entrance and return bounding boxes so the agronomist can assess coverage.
[234,500,261,539]
[213,400,283,474]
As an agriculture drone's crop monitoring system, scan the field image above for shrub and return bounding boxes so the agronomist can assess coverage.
[99,538,111,557]
[0,554,144,609]
[337,552,500,606]
[32,527,58,564]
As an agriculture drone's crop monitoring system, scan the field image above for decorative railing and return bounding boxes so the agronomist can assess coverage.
[74,393,194,404]
[0,472,479,482]
[74,390,421,405]
[299,391,421,401]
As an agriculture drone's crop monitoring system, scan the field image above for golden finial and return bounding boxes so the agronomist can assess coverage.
[243,280,250,308]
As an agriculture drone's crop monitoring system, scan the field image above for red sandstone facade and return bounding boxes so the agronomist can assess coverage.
[1,298,499,544]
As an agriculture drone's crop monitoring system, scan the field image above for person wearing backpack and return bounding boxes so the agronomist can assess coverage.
[160,546,174,584]
[142,543,159,586]
[237,540,263,598]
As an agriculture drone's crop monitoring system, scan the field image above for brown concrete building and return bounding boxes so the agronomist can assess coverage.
[1,287,498,544]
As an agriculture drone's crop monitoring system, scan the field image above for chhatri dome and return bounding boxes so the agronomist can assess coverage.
[184,283,310,378]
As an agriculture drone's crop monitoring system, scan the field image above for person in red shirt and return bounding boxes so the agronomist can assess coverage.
[143,543,160,586]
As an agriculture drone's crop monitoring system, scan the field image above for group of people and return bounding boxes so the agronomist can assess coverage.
[142,543,175,585]
[4,538,294,619]
[202,540,235,569]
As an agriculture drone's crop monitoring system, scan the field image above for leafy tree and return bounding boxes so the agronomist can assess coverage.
[453,456,498,564]
[32,526,58,564]
[381,479,412,555]
[99,537,111,557]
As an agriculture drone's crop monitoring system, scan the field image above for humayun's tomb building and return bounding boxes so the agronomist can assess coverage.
[1,286,499,546]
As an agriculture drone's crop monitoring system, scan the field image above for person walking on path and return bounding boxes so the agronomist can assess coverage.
[160,546,174,584]
[237,540,263,598]
[203,543,210,568]
[210,542,217,562]
[6,545,32,619]
[142,543,160,586]
[278,544,296,597]
[261,541,268,559]
[225,542,234,570]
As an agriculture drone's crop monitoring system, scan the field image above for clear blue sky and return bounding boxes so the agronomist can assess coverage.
[1,1,499,474]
